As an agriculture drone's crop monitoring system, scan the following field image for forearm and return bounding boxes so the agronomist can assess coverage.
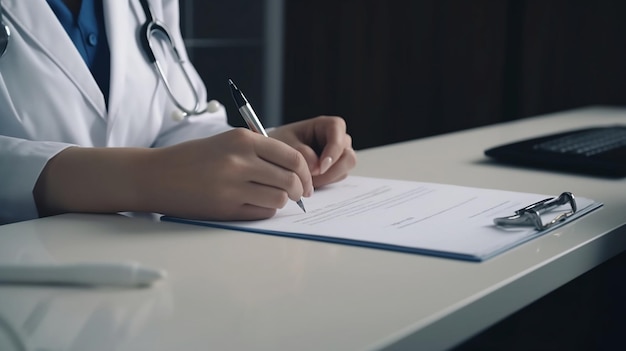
[33,146,159,217]
[31,129,325,222]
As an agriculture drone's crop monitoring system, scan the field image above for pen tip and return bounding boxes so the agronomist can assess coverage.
[297,199,306,213]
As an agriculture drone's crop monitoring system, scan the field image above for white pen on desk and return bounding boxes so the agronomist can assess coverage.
[0,262,166,288]
[228,78,306,213]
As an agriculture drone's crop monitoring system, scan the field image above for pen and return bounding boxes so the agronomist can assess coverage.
[228,79,306,213]
[0,262,166,287]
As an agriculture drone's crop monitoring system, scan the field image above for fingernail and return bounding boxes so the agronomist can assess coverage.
[320,157,333,174]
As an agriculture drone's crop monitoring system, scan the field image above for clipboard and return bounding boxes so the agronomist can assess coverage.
[162,176,603,262]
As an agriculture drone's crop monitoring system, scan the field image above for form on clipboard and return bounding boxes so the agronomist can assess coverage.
[163,176,602,262]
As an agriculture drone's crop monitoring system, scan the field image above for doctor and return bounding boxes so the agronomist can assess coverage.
[0,0,356,224]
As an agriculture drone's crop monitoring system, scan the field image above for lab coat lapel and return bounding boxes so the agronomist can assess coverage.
[3,0,107,118]
[103,0,162,147]
[102,0,130,123]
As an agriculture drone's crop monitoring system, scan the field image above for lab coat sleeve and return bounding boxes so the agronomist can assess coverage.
[0,136,74,224]
[151,107,233,147]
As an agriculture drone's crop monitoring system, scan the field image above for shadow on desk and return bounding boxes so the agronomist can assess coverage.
[454,250,626,351]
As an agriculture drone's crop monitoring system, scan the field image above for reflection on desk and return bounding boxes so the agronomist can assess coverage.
[0,227,172,351]
[0,286,172,351]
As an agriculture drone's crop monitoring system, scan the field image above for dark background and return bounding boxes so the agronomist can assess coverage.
[282,0,626,149]
[179,0,265,128]
[182,0,626,150]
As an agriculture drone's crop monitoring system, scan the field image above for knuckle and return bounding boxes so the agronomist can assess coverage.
[345,134,353,146]
[219,153,246,173]
[336,116,347,129]
[286,148,304,169]
[271,191,289,208]
[229,128,255,147]
[347,149,357,168]
[322,115,346,128]
[285,171,300,190]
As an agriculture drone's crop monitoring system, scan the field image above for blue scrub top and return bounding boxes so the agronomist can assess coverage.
[47,0,111,103]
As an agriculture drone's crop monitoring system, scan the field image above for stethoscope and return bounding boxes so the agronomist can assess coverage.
[0,2,9,60]
[0,0,220,120]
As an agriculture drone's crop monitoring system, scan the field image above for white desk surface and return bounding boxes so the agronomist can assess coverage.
[1,106,625,351]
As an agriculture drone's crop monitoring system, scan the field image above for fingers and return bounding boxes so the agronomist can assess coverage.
[289,143,320,177]
[222,179,300,220]
[236,181,288,212]
[312,146,357,188]
[235,204,277,221]
[153,129,314,221]
[198,176,290,221]
[268,116,356,186]
[313,116,350,175]
[252,133,314,199]
[153,118,354,222]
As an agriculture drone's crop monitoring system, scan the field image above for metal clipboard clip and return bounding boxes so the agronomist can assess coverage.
[494,192,578,231]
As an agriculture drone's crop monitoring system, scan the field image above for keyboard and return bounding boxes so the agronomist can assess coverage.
[484,126,626,177]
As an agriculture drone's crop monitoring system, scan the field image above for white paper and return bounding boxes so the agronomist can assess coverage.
[166,176,602,261]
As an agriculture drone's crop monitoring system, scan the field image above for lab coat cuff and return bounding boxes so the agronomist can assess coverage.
[0,138,74,224]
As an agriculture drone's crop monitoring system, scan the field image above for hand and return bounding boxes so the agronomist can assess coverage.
[149,129,313,220]
[34,129,313,221]
[269,116,357,189]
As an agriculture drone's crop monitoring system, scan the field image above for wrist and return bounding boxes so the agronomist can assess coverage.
[34,146,158,217]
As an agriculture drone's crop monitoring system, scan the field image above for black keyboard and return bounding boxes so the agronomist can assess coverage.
[485,126,626,177]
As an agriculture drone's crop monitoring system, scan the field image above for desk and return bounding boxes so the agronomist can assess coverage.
[1,106,625,350]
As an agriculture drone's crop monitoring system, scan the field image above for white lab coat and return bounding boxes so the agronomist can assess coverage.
[0,0,231,224]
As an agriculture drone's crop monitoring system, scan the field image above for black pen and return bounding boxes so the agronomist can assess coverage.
[228,79,306,213]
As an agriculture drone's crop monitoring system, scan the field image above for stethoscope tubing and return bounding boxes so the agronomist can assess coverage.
[0,1,10,59]
[138,0,207,118]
